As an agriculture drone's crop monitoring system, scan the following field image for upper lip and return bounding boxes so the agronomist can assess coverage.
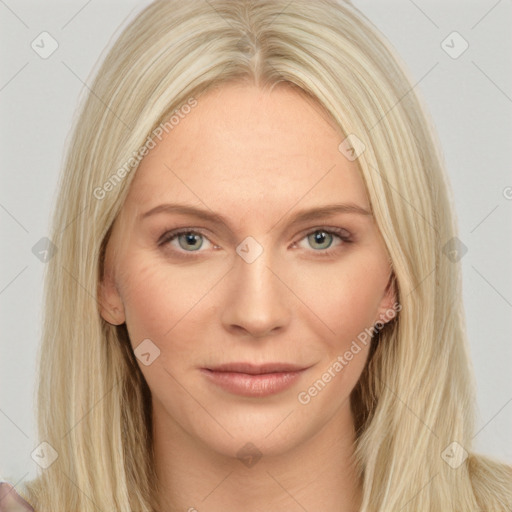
[205,362,309,375]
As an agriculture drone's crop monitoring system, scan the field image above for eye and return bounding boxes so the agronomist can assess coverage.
[295,227,352,254]
[159,229,214,252]
[158,226,352,258]
[307,230,334,250]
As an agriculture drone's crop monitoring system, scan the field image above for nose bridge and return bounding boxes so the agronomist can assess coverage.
[221,238,290,336]
[236,246,274,294]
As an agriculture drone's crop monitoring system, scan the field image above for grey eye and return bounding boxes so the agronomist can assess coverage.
[307,230,334,250]
[177,232,204,251]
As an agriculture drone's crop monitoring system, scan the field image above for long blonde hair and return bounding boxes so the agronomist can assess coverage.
[23,1,511,510]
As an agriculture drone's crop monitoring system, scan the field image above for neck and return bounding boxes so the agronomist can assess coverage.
[153,400,362,512]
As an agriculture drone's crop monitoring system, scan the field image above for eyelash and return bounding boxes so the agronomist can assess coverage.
[157,226,353,258]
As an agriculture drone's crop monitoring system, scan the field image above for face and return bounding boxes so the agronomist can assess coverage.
[99,82,396,458]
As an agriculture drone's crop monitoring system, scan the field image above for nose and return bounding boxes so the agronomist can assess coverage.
[220,247,291,339]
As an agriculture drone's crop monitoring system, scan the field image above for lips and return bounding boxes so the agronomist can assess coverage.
[200,362,311,397]
[205,362,308,375]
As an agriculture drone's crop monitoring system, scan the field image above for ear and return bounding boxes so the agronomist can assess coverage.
[374,271,399,326]
[98,265,126,326]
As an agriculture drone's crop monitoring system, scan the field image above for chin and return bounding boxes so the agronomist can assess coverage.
[181,403,325,463]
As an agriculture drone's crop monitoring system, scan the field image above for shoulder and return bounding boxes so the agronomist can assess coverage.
[0,482,34,512]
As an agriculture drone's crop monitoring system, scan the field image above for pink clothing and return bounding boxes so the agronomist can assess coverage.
[0,483,34,512]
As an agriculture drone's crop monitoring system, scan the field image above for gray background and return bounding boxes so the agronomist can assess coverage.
[1,0,511,485]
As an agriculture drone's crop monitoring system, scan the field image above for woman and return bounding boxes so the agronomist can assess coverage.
[2,0,511,510]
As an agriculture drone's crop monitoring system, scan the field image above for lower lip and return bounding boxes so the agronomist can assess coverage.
[200,369,306,397]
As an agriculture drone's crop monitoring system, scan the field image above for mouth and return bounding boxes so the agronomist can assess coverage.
[205,362,309,374]
[200,362,311,397]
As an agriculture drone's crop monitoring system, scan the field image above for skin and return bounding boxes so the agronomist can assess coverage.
[99,82,396,512]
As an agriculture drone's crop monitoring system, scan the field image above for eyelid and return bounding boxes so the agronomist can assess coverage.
[157,227,213,246]
[293,225,352,244]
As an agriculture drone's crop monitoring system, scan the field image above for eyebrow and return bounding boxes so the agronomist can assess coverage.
[140,202,372,229]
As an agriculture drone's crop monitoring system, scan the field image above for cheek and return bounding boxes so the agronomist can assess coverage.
[118,254,223,348]
[291,254,387,352]
[291,259,384,406]
[118,258,221,407]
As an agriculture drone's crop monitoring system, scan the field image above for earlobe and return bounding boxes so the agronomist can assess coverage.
[100,304,125,326]
[98,273,126,326]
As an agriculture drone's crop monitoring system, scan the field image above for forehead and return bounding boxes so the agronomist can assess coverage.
[123,83,370,218]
